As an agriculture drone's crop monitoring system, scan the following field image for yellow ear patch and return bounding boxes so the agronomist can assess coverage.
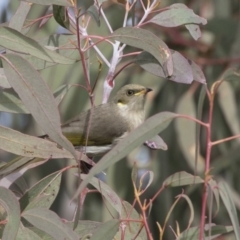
[117,102,126,106]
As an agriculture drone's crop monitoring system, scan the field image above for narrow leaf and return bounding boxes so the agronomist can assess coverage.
[0,89,29,113]
[67,220,102,238]
[8,1,31,31]
[81,175,122,215]
[53,5,70,30]
[22,208,79,240]
[149,3,207,27]
[177,225,233,240]
[136,50,194,84]
[0,187,20,240]
[16,223,42,240]
[73,112,177,199]
[163,171,204,187]
[2,54,77,159]
[219,181,240,240]
[90,219,120,240]
[20,0,72,7]
[0,27,75,64]
[20,170,62,211]
[111,27,173,76]
[0,125,73,159]
[0,84,71,114]
[0,68,11,88]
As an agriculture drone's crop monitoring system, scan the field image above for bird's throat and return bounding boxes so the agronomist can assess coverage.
[117,103,145,130]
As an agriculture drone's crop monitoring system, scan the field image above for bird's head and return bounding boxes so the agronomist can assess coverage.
[112,84,152,112]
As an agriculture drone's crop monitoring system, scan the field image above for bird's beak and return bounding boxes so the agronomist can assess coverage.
[146,88,152,93]
[141,88,152,95]
[135,87,152,96]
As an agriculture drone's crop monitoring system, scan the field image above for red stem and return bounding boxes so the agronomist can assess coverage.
[199,96,214,240]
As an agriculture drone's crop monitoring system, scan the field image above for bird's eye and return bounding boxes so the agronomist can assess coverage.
[126,90,134,96]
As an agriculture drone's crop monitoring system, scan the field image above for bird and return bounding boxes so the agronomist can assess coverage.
[59,84,152,172]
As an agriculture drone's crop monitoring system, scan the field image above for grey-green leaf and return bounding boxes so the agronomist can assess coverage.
[163,171,204,187]
[22,208,79,240]
[20,171,62,211]
[90,219,120,240]
[2,54,77,159]
[219,181,240,240]
[149,3,207,27]
[136,50,193,84]
[0,27,75,64]
[20,0,72,7]
[81,175,122,215]
[111,27,173,77]
[0,187,21,240]
[0,125,73,159]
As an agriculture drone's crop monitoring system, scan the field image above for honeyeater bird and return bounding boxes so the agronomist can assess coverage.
[62,84,151,153]
[43,84,153,172]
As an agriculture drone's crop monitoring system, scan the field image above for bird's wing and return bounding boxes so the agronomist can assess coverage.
[61,104,129,146]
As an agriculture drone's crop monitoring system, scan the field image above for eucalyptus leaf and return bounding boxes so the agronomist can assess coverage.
[2,54,77,159]
[20,170,62,211]
[0,187,20,240]
[22,208,79,240]
[163,171,204,187]
[111,27,173,77]
[20,0,72,7]
[0,27,75,64]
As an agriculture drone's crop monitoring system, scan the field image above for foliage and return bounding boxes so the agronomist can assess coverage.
[0,0,240,239]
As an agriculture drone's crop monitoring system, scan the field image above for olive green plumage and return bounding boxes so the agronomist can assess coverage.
[61,84,152,156]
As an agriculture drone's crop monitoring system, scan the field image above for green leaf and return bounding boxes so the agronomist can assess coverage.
[188,59,206,83]
[176,91,205,173]
[0,125,73,159]
[53,5,70,30]
[208,179,220,217]
[20,0,73,7]
[0,84,71,114]
[20,171,62,211]
[81,175,122,215]
[0,68,11,89]
[111,27,173,77]
[218,81,240,141]
[0,158,49,189]
[177,225,234,240]
[22,208,79,240]
[16,223,43,240]
[185,24,202,40]
[90,219,120,240]
[0,89,29,113]
[149,3,207,27]
[0,187,21,240]
[87,5,101,27]
[163,171,204,187]
[136,50,193,84]
[67,220,102,238]
[73,112,177,199]
[0,27,75,64]
[219,181,240,240]
[8,1,31,31]
[2,54,77,159]
[0,156,34,177]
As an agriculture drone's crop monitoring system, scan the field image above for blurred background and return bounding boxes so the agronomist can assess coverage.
[0,0,240,239]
